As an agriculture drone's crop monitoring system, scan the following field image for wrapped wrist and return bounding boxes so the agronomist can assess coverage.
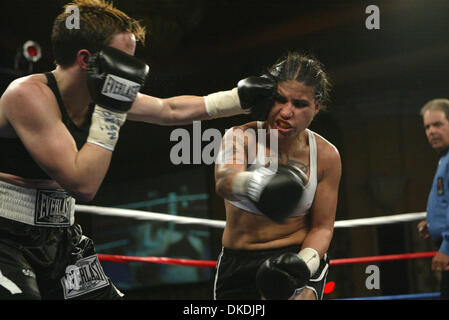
[204,88,248,118]
[298,248,320,277]
[87,105,127,151]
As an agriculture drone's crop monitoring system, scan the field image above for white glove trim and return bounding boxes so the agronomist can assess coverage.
[204,88,248,118]
[298,248,320,277]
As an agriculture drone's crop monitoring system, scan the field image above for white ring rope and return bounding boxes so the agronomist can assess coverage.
[75,205,426,229]
[333,212,426,228]
[76,205,227,228]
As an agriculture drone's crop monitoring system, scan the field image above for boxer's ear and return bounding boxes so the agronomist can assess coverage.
[76,49,91,70]
[314,100,321,115]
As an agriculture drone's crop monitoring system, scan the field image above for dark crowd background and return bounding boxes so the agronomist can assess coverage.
[0,0,448,300]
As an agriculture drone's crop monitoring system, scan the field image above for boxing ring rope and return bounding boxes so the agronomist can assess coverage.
[98,254,217,268]
[76,204,426,229]
[97,251,436,268]
[330,251,436,266]
[96,251,439,300]
[76,204,227,228]
[76,204,437,299]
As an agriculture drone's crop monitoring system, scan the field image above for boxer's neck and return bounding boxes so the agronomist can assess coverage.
[278,129,308,154]
[52,66,91,126]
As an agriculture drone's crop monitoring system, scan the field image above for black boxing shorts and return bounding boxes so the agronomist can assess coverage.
[213,245,329,300]
[0,217,123,300]
[0,180,122,299]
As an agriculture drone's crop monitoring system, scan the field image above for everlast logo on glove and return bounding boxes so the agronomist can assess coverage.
[101,74,141,102]
[61,255,109,299]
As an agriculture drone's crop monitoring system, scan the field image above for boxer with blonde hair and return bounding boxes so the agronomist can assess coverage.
[0,0,270,299]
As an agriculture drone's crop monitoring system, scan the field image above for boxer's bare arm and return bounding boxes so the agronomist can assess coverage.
[128,87,247,125]
[127,93,211,125]
[1,79,112,201]
[215,127,248,200]
[301,141,341,258]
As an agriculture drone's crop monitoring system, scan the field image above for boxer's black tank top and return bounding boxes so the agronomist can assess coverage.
[0,72,91,179]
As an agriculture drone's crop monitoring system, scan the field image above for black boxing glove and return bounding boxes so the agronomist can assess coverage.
[86,47,149,151]
[231,164,306,222]
[203,74,277,120]
[87,46,149,113]
[237,74,278,120]
[256,248,320,300]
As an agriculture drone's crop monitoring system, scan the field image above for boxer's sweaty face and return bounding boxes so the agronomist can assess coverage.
[423,109,449,152]
[268,80,319,138]
[108,32,137,56]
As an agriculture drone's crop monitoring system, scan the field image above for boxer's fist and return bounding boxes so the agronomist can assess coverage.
[249,164,306,222]
[237,74,277,120]
[233,164,306,222]
[256,252,310,300]
[87,46,149,113]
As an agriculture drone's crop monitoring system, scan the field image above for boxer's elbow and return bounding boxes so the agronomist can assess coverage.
[215,167,243,200]
[49,173,99,202]
[215,176,237,201]
[64,183,99,202]
[70,189,96,203]
[75,190,97,203]
[215,178,226,199]
[159,109,193,126]
[215,174,232,199]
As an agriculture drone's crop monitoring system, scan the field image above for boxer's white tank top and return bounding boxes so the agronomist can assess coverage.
[228,122,318,217]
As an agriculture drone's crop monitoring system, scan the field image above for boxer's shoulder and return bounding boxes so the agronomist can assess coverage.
[311,131,341,179]
[222,121,261,147]
[227,121,260,133]
[6,73,52,97]
[310,130,339,156]
[1,73,59,116]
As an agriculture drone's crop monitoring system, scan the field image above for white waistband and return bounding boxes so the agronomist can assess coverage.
[0,180,75,227]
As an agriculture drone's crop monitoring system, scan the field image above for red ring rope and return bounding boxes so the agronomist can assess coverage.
[98,251,437,268]
[329,251,436,266]
[98,254,217,267]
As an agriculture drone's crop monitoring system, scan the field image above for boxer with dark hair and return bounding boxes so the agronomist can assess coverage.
[214,52,341,300]
[0,0,266,300]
